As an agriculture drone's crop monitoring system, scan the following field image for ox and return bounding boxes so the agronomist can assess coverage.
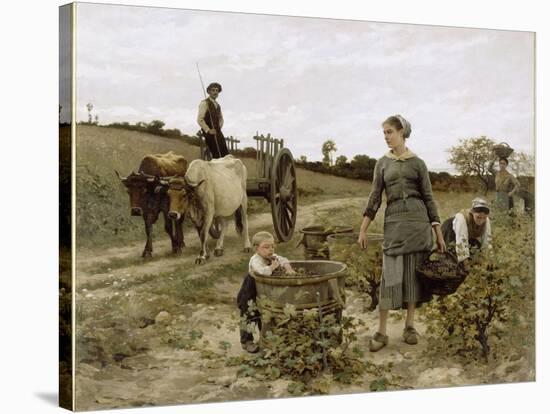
[116,151,188,258]
[166,155,251,264]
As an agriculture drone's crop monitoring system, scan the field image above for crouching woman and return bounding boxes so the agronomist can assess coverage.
[441,197,492,269]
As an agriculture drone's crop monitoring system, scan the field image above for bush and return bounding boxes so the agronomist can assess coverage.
[422,212,535,363]
[237,299,366,394]
[327,235,383,311]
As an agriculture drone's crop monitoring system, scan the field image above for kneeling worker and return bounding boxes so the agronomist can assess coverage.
[441,197,492,267]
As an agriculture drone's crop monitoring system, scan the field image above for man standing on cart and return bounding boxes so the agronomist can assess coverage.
[197,82,229,158]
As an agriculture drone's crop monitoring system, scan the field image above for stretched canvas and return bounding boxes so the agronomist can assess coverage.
[59,2,536,411]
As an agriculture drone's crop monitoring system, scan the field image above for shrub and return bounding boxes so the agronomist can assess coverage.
[422,212,535,363]
[327,236,383,311]
[237,299,366,394]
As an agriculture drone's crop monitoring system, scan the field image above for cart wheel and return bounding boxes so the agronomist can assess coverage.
[270,148,297,242]
[209,217,221,239]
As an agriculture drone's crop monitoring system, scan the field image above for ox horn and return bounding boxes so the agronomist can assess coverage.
[185,178,205,189]
[115,170,127,181]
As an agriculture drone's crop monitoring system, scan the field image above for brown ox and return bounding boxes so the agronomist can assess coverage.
[116,151,188,258]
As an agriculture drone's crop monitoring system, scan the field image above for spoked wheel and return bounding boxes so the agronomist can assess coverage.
[270,148,297,242]
[209,217,221,239]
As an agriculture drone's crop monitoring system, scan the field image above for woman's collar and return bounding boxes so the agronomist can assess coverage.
[385,148,416,161]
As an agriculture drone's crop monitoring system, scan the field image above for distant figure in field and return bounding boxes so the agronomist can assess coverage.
[357,114,446,352]
[441,197,492,268]
[495,157,520,210]
[197,82,229,158]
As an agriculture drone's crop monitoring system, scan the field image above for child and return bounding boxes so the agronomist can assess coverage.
[237,231,296,353]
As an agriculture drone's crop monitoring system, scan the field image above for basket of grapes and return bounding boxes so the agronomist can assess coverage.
[416,250,468,296]
[493,142,514,158]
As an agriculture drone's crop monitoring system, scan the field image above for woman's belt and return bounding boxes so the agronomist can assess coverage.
[386,195,421,206]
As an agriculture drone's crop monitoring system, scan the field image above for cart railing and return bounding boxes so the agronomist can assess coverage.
[196,130,240,160]
[254,133,284,179]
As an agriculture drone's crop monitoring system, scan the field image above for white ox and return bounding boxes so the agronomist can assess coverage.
[166,155,251,264]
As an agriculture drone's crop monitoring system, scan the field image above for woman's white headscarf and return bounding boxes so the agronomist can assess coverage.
[395,114,412,138]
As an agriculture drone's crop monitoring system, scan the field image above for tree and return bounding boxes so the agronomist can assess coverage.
[298,155,308,164]
[447,136,496,195]
[322,140,337,166]
[147,120,165,134]
[86,103,94,124]
[350,154,377,180]
[335,155,348,168]
[508,151,535,177]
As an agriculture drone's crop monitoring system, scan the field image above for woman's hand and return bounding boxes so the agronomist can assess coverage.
[358,216,372,250]
[433,224,446,253]
[436,236,446,253]
[358,231,368,250]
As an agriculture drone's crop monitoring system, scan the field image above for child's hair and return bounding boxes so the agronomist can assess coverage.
[252,231,275,247]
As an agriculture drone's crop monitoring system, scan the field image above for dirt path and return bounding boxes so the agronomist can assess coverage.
[73,196,531,410]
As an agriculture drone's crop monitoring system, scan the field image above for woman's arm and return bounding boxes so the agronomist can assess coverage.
[418,159,445,251]
[453,213,470,261]
[358,216,372,249]
[508,175,521,197]
[418,159,441,224]
[359,159,383,250]
[362,159,384,221]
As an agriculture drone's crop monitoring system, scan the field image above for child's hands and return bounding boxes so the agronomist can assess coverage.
[270,258,280,270]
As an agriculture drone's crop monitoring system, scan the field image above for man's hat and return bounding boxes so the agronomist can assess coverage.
[206,82,222,92]
[471,197,490,214]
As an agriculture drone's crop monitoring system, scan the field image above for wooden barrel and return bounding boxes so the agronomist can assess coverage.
[252,260,347,341]
[299,225,353,259]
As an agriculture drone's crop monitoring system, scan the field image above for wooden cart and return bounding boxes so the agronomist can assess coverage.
[198,131,298,242]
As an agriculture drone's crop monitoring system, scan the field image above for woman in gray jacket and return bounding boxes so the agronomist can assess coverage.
[358,115,446,352]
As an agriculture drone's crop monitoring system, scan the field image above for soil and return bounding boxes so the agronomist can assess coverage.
[73,197,534,410]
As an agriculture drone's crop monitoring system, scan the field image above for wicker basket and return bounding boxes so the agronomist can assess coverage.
[493,142,514,159]
[416,250,468,296]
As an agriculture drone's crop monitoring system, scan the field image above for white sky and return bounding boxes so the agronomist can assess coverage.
[73,3,534,171]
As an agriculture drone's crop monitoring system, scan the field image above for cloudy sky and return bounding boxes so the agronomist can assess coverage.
[71,3,535,171]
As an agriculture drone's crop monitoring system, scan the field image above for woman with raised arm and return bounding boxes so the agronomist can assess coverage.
[358,115,446,352]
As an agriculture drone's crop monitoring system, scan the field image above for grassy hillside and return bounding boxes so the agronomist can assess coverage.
[74,126,383,248]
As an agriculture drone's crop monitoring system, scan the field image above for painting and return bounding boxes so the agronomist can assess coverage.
[59,2,535,411]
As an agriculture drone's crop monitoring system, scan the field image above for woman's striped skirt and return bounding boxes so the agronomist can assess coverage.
[378,251,432,310]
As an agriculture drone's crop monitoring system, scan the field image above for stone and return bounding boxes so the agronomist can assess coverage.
[155,311,172,325]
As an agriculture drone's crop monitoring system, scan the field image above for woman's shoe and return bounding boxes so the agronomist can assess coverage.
[368,332,388,352]
[403,326,418,345]
[241,341,260,353]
